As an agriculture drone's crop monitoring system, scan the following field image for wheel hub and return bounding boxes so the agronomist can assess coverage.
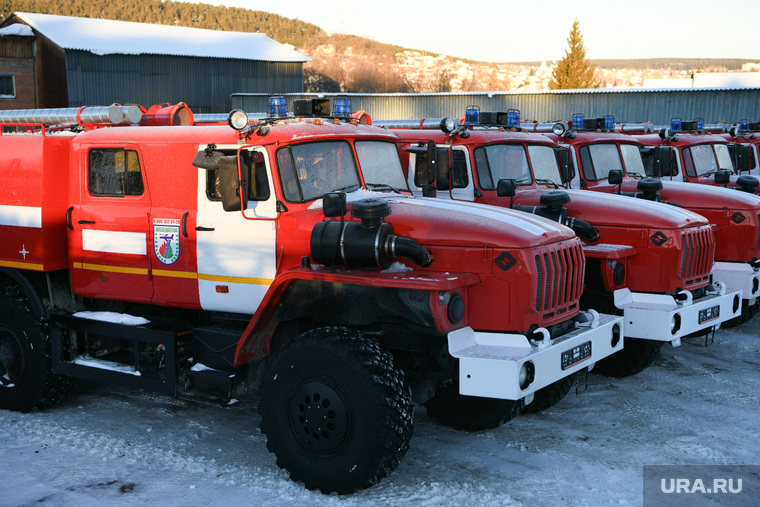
[289,380,351,455]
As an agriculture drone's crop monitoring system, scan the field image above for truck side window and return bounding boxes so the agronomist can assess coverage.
[436,148,469,190]
[88,148,144,197]
[205,151,270,202]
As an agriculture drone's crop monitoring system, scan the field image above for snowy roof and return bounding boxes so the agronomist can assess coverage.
[11,12,311,63]
[0,23,34,37]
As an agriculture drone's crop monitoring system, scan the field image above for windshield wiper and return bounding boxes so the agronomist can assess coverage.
[535,178,560,188]
[515,177,532,186]
[333,184,361,193]
[627,172,645,178]
[366,183,401,194]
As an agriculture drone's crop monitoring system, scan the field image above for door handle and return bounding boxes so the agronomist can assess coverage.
[66,207,74,230]
[195,226,215,232]
[78,220,96,225]
[181,212,189,238]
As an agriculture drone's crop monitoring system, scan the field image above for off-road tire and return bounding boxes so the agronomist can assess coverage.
[424,379,523,431]
[721,299,758,329]
[0,287,72,412]
[592,337,663,377]
[258,327,413,494]
[521,373,577,414]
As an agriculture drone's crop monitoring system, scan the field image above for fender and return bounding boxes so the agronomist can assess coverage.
[234,267,481,365]
[0,268,47,319]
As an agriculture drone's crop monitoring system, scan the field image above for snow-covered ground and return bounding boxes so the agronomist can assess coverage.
[1,322,758,506]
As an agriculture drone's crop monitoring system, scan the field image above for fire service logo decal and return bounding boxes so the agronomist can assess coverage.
[650,231,668,246]
[154,218,180,265]
[495,251,517,271]
[731,212,746,224]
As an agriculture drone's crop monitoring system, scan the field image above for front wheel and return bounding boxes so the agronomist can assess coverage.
[424,379,523,431]
[521,374,577,414]
[258,327,413,494]
[592,338,663,377]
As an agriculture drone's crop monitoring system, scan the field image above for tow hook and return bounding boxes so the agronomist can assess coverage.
[574,309,600,329]
[674,289,693,306]
[530,327,552,348]
[705,281,727,297]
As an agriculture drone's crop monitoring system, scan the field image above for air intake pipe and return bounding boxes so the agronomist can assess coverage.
[512,191,600,242]
[310,198,432,269]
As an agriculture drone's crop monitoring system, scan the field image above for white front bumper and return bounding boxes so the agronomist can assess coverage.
[448,313,623,400]
[613,284,742,345]
[711,261,760,301]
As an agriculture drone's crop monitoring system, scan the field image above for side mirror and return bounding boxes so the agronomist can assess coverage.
[322,192,347,218]
[554,146,570,183]
[714,171,731,185]
[218,155,249,212]
[608,170,624,185]
[407,141,437,187]
[653,146,675,177]
[496,178,518,198]
[734,144,752,173]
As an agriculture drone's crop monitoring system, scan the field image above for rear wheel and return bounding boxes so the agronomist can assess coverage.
[424,378,523,431]
[592,338,663,377]
[258,327,413,494]
[0,287,71,412]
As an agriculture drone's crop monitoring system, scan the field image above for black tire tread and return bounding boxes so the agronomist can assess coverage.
[258,327,413,494]
[521,373,576,414]
[424,381,523,431]
[592,337,663,378]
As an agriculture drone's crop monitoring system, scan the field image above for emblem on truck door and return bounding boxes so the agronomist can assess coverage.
[153,218,181,265]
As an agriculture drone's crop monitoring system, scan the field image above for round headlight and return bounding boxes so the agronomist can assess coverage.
[552,123,567,136]
[440,117,457,134]
[227,109,249,130]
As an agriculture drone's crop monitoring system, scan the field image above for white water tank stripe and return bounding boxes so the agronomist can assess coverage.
[0,205,42,228]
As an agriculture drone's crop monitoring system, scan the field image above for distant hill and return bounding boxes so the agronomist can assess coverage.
[1,0,755,92]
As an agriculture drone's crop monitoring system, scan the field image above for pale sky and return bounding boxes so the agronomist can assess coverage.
[177,0,759,63]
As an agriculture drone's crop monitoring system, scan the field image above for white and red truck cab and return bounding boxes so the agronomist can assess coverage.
[0,99,623,494]
[540,115,760,324]
[376,110,741,379]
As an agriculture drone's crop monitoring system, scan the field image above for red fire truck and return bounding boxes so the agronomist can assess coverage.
[627,119,759,193]
[532,115,760,324]
[375,111,741,383]
[0,99,623,493]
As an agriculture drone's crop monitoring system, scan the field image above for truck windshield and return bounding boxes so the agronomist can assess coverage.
[527,145,562,185]
[356,141,409,191]
[277,141,361,202]
[715,144,734,172]
[683,144,719,177]
[473,144,532,190]
[579,143,624,181]
[620,144,647,177]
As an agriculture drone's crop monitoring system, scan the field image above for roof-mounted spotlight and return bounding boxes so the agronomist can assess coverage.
[552,122,568,136]
[227,109,249,130]
[440,117,457,133]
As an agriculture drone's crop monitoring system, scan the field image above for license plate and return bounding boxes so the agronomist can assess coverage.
[698,305,720,324]
[561,341,592,370]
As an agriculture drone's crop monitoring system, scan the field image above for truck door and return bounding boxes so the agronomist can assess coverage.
[68,145,154,303]
[194,146,277,314]
[408,146,474,200]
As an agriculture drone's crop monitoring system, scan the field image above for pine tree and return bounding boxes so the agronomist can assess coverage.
[549,19,600,90]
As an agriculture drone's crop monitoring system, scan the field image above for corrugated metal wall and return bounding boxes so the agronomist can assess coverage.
[66,52,304,112]
[231,89,760,124]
